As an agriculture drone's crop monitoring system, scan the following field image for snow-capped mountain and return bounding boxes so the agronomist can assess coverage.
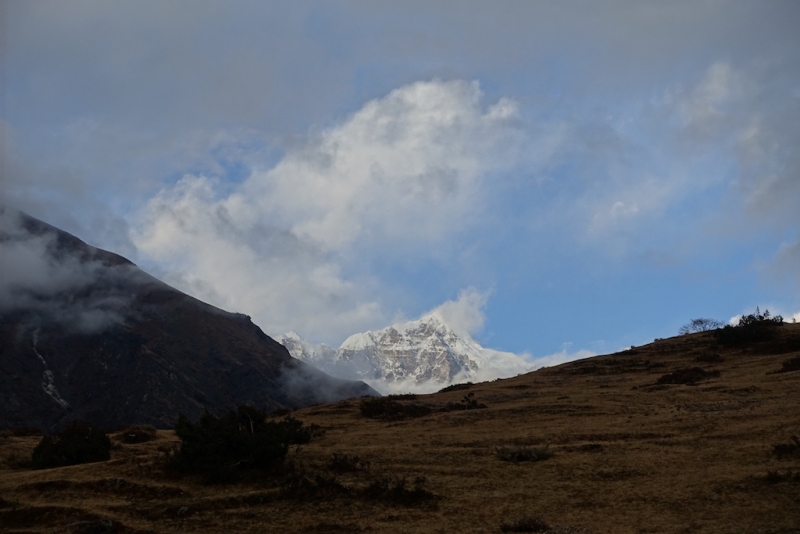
[278,315,531,394]
[279,331,337,365]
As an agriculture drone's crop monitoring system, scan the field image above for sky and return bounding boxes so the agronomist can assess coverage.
[2,0,800,365]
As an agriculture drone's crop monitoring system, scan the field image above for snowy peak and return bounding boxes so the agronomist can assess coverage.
[280,315,531,394]
[278,332,336,363]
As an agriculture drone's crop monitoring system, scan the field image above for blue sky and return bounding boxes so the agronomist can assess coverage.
[3,1,800,364]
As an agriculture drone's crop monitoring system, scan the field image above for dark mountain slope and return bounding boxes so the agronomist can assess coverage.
[0,208,377,431]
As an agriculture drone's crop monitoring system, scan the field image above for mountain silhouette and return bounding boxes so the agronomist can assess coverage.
[0,208,377,432]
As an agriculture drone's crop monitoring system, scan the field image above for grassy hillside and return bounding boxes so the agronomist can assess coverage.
[2,325,799,533]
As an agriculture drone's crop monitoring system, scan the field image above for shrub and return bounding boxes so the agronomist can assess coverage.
[766,470,800,484]
[462,392,485,409]
[495,445,553,463]
[170,405,312,483]
[777,356,800,373]
[715,307,783,345]
[31,420,111,469]
[772,436,800,459]
[114,425,158,444]
[696,353,724,363]
[327,452,370,473]
[1,427,43,438]
[361,475,438,507]
[359,397,432,420]
[656,367,720,386]
[679,318,723,335]
[280,473,352,500]
[4,452,32,469]
[438,382,473,393]
[444,392,487,411]
[500,514,551,533]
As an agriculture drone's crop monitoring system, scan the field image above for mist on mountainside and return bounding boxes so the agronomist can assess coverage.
[0,206,143,334]
[0,209,378,432]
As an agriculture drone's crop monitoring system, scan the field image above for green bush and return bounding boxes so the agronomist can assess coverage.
[171,405,312,483]
[31,420,111,469]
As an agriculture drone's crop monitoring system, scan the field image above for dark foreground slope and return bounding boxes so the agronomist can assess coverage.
[0,209,376,431]
[2,322,798,533]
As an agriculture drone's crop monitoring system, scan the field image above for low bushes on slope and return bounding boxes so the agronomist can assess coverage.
[777,356,800,373]
[495,445,553,463]
[772,436,800,459]
[359,396,432,420]
[438,382,473,393]
[359,392,487,421]
[170,405,313,483]
[656,367,720,386]
[327,452,370,473]
[444,392,487,411]
[114,425,158,444]
[714,308,783,345]
[500,514,551,532]
[31,420,111,469]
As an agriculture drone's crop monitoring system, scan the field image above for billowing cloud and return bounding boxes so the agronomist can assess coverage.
[425,287,490,337]
[132,80,529,343]
[237,80,525,252]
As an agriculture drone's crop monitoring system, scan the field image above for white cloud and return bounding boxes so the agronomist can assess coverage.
[239,79,525,251]
[678,62,741,136]
[132,80,529,343]
[425,287,490,337]
[531,345,596,369]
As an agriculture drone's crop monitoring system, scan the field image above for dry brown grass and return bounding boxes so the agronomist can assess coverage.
[2,325,800,533]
